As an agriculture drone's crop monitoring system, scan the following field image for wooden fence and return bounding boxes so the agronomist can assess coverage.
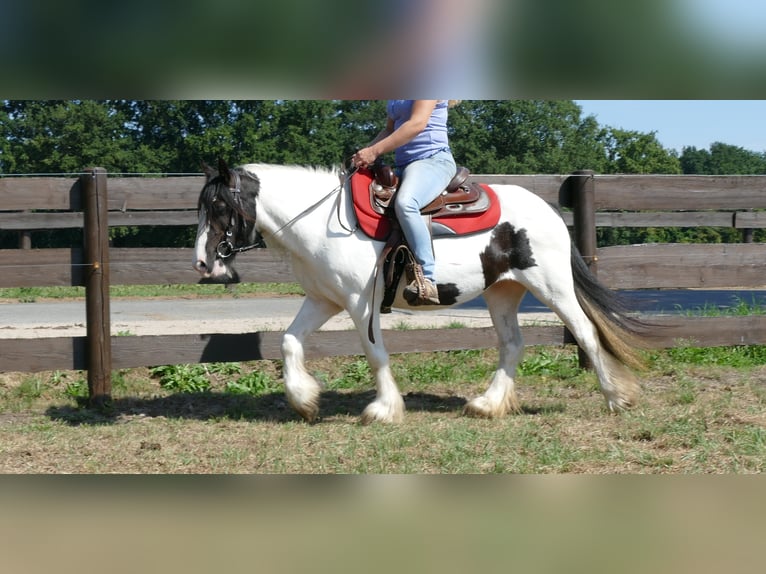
[2,169,766,405]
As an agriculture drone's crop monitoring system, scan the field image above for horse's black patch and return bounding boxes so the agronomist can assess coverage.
[436,283,461,306]
[480,223,537,287]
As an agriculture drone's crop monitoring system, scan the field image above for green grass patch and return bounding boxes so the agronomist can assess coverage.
[653,344,766,368]
[679,294,766,317]
[0,286,85,302]
[0,282,304,302]
[150,364,212,393]
[148,362,281,397]
[225,371,280,396]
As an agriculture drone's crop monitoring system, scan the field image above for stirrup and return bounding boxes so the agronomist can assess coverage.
[403,264,440,306]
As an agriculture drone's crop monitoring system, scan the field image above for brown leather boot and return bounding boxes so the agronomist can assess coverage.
[403,264,440,305]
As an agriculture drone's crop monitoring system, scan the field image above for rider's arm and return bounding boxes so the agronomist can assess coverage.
[353,100,438,168]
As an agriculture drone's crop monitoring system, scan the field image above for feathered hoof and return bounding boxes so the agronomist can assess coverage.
[360,399,405,425]
[603,382,639,413]
[285,386,321,423]
[605,394,636,413]
[289,398,320,423]
[463,394,521,419]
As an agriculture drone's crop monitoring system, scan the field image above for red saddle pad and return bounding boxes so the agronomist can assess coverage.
[350,169,501,241]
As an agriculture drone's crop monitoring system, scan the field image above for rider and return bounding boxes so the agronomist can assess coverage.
[352,100,458,305]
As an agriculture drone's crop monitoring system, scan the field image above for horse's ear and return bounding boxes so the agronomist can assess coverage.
[217,158,231,185]
[201,161,216,181]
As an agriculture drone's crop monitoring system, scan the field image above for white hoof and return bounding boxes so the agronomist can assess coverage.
[360,397,405,425]
[464,392,520,419]
[285,378,322,422]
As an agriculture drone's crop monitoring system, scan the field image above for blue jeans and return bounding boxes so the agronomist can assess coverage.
[395,149,456,282]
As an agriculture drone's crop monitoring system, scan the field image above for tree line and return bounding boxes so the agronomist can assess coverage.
[2,100,765,248]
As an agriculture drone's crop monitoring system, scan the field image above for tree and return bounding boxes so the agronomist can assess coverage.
[599,128,681,174]
[0,99,687,176]
[117,100,239,173]
[448,100,610,174]
[680,142,766,175]
[1,100,138,173]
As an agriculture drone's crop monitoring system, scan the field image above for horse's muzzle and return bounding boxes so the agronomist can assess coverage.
[193,259,208,274]
[193,258,240,284]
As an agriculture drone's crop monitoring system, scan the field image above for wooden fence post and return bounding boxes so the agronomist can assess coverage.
[81,168,112,408]
[570,169,597,274]
[19,221,31,249]
[563,170,596,369]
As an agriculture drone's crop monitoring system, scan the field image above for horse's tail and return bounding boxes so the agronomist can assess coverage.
[570,243,653,370]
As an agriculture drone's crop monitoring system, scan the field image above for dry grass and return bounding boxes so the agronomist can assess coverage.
[1,347,766,473]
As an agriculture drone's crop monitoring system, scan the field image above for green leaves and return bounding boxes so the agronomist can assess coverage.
[2,98,762,186]
[601,128,682,174]
[681,142,766,175]
[1,99,686,176]
[149,363,280,396]
[150,364,211,393]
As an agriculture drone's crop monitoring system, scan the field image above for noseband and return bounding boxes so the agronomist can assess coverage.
[213,170,261,260]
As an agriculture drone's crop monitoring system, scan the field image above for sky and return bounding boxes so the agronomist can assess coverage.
[681,0,766,50]
[575,100,766,154]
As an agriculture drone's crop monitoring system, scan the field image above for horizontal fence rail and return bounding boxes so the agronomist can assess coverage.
[2,170,766,404]
[3,315,766,374]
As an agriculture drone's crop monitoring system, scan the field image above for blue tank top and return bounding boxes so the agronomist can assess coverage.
[387,100,451,167]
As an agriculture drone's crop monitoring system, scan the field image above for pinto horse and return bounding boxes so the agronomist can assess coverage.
[194,159,651,424]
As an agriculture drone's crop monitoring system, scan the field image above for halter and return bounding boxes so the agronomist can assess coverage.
[215,170,261,259]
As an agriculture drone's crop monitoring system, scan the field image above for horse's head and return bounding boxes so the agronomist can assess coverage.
[194,158,260,283]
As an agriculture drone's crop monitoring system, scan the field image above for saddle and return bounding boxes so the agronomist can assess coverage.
[369,164,488,219]
[351,165,500,241]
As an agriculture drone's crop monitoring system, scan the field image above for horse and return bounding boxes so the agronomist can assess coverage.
[194,158,652,424]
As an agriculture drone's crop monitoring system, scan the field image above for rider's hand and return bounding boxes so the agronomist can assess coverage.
[352,147,378,169]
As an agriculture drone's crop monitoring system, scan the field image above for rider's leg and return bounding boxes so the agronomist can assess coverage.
[395,149,456,303]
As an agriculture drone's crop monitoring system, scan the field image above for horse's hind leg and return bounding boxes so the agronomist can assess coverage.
[282,296,342,422]
[464,281,526,418]
[532,278,639,412]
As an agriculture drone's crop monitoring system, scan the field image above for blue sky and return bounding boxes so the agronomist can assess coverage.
[681,0,766,50]
[575,100,766,153]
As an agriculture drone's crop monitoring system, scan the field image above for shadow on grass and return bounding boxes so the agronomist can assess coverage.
[521,403,567,415]
[46,389,472,426]
[46,390,567,426]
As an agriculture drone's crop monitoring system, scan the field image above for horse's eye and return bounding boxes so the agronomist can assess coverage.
[213,199,228,214]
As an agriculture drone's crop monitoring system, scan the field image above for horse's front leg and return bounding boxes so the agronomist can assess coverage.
[350,306,405,425]
[282,296,342,422]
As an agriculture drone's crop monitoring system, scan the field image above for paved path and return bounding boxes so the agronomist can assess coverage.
[0,296,559,339]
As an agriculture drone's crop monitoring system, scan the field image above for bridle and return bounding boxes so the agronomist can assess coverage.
[213,170,261,260]
[209,164,359,261]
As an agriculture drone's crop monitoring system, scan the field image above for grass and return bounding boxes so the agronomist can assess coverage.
[0,282,305,302]
[678,294,766,317]
[1,344,766,473]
